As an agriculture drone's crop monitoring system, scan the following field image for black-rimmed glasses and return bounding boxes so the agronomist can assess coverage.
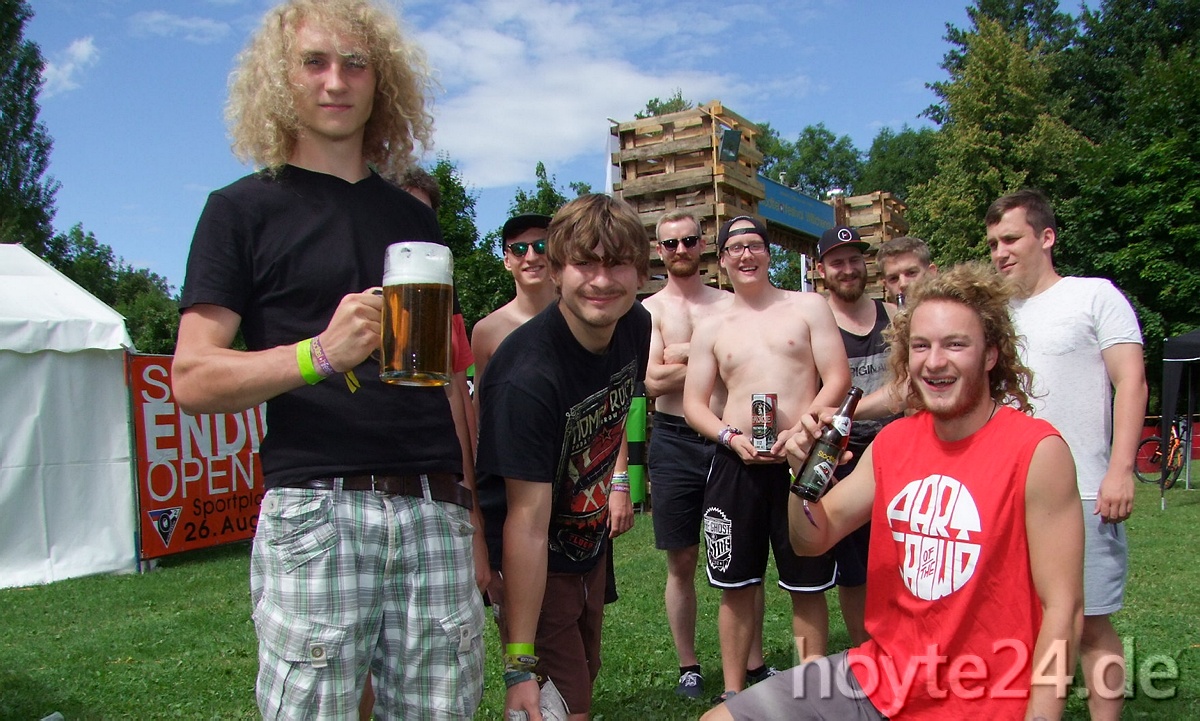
[506,239,547,256]
[660,235,701,251]
[723,240,767,256]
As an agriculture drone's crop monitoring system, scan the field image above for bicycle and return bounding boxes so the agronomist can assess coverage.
[1134,416,1189,489]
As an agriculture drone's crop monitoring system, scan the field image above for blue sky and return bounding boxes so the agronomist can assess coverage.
[25,0,972,292]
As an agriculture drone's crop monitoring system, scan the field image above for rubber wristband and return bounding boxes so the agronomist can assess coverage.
[296,338,323,385]
[611,483,630,493]
[310,334,335,377]
[506,643,535,656]
[611,471,629,482]
[801,499,819,527]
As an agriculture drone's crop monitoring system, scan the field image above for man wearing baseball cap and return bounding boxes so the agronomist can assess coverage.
[816,225,902,653]
[471,213,556,386]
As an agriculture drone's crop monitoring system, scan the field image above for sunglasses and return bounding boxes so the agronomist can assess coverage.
[506,239,547,256]
[660,235,701,251]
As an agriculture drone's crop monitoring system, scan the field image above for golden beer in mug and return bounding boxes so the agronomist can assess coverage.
[380,242,454,386]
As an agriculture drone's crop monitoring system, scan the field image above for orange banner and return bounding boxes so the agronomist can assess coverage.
[128,355,265,559]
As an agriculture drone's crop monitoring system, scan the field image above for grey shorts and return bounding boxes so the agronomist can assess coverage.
[724,651,885,720]
[1082,500,1127,616]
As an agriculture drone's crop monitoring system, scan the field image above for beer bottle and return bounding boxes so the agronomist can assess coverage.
[895,292,906,309]
[789,386,864,502]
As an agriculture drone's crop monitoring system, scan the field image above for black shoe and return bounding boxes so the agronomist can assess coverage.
[745,666,779,686]
[675,669,704,699]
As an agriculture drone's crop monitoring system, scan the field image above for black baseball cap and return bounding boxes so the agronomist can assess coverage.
[817,225,870,259]
[501,213,551,242]
[717,215,769,252]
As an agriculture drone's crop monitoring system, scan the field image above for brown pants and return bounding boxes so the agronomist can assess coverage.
[533,549,607,715]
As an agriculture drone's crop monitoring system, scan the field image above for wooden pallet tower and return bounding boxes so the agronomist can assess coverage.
[611,101,765,293]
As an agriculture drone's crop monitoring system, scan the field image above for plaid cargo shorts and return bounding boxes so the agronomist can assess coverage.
[250,485,485,719]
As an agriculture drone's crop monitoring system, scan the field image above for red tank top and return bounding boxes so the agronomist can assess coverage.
[847,406,1059,719]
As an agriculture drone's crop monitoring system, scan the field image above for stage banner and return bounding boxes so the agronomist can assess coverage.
[128,355,265,560]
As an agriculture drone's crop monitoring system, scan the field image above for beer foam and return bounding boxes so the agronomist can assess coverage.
[383,242,453,285]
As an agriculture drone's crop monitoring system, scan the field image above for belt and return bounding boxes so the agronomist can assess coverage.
[289,473,473,510]
[653,413,708,442]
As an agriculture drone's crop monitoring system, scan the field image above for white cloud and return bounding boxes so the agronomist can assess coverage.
[41,37,100,98]
[129,11,231,44]
[417,0,798,188]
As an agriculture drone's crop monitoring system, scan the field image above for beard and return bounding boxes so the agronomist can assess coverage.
[828,273,866,303]
[921,366,991,422]
[666,254,700,278]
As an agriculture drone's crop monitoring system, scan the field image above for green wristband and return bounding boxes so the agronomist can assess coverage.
[296,338,323,385]
[506,643,535,656]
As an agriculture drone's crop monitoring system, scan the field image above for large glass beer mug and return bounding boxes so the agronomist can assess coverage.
[380,241,454,386]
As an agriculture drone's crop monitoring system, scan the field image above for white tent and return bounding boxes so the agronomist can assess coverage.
[0,244,138,588]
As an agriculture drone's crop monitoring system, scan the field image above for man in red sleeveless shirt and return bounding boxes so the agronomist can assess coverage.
[705,262,1084,720]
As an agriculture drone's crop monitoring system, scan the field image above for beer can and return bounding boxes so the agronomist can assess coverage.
[751,393,777,452]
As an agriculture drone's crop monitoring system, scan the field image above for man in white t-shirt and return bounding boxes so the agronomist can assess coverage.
[987,189,1147,721]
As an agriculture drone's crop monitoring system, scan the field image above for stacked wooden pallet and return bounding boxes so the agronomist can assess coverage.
[611,101,766,293]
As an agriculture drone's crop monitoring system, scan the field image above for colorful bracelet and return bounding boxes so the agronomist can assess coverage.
[296,338,324,385]
[800,499,819,527]
[717,426,742,448]
[611,482,630,494]
[506,643,535,656]
[503,669,535,688]
[310,334,335,377]
[611,471,629,482]
[504,649,539,684]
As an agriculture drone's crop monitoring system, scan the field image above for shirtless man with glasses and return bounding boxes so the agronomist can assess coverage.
[683,215,850,704]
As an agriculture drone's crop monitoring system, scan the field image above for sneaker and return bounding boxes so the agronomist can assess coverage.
[675,670,704,699]
[745,666,779,686]
[711,690,737,705]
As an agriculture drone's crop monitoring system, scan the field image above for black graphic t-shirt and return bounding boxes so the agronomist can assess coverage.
[476,301,651,575]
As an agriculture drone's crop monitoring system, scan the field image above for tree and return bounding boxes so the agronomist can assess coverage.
[428,154,478,261]
[508,161,590,219]
[1058,0,1200,142]
[1059,49,1200,398]
[907,16,1088,263]
[42,223,180,353]
[0,0,58,253]
[635,88,692,119]
[858,126,939,202]
[756,122,862,199]
[421,155,508,333]
[926,0,1077,123]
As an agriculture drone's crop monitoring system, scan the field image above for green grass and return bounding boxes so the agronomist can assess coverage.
[2,479,1197,719]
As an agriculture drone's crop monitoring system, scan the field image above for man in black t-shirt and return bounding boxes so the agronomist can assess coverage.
[476,194,651,721]
[173,2,484,719]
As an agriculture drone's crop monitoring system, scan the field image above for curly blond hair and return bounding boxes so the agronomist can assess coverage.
[885,261,1035,413]
[225,0,434,179]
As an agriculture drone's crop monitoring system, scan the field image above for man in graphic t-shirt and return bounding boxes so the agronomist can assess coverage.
[476,194,651,721]
[707,262,1084,721]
